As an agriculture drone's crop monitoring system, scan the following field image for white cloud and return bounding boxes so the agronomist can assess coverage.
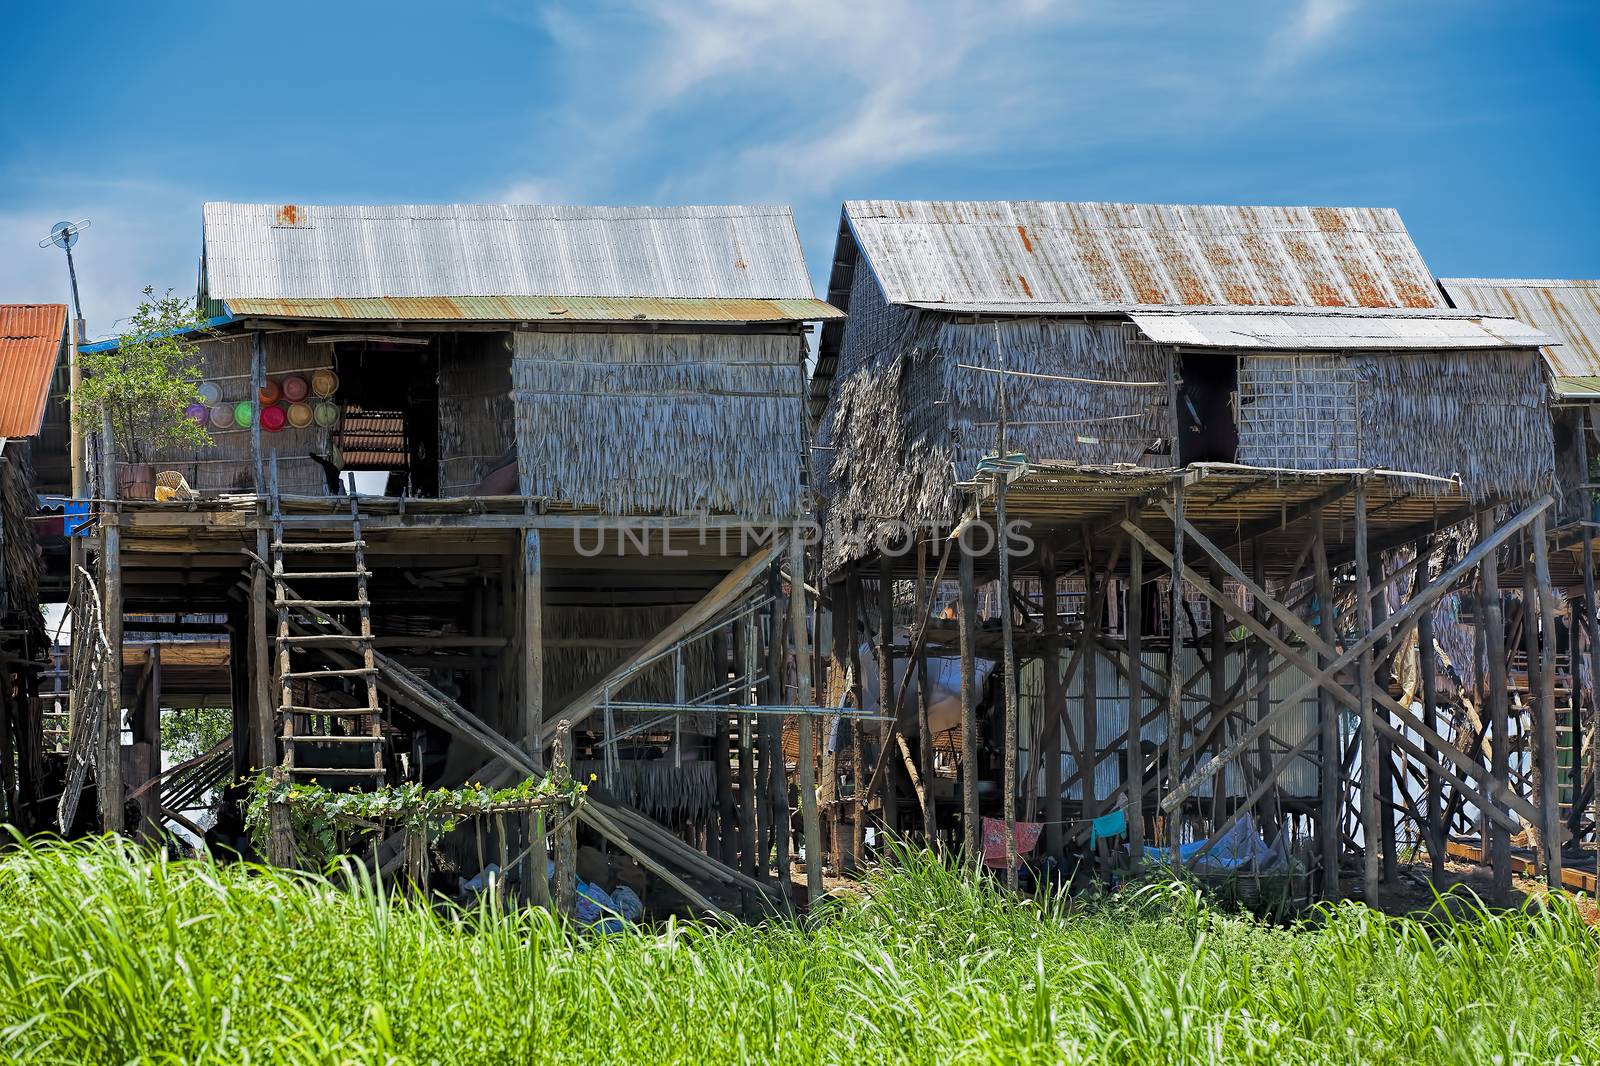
[1273,0,1361,60]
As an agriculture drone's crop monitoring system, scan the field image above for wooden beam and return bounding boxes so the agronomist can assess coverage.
[1481,510,1512,904]
[1533,512,1562,888]
[1041,542,1064,859]
[1353,481,1380,900]
[958,532,979,861]
[1126,537,1145,863]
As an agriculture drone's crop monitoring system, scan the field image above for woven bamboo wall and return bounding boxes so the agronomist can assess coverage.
[512,329,805,517]
[0,441,40,616]
[438,333,515,496]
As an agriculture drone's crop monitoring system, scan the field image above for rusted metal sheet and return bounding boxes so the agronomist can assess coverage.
[843,199,1450,312]
[224,295,841,323]
[1441,278,1600,393]
[0,304,68,437]
[202,203,834,318]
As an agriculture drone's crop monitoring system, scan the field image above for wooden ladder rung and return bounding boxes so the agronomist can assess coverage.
[286,767,384,777]
[278,634,373,646]
[273,540,366,552]
[280,705,378,716]
[276,598,369,608]
[274,570,368,580]
[280,667,379,680]
[286,735,384,745]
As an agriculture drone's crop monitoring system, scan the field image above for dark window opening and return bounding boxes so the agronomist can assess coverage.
[332,341,440,497]
[1177,353,1238,465]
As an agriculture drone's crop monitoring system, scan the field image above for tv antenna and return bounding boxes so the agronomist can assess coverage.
[38,219,91,338]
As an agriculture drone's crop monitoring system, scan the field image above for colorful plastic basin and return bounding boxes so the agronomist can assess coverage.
[286,401,314,428]
[259,379,281,404]
[261,404,288,433]
[233,400,254,428]
[311,369,340,398]
[313,401,340,427]
[196,381,222,405]
[209,402,236,429]
[281,374,309,402]
[184,403,210,426]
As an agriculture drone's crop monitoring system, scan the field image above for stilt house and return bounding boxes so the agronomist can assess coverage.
[812,200,1567,899]
[69,203,841,913]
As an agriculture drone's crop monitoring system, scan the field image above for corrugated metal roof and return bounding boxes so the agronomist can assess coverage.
[1440,278,1600,394]
[223,294,841,323]
[0,304,67,437]
[844,199,1448,311]
[1128,308,1547,350]
[202,203,831,321]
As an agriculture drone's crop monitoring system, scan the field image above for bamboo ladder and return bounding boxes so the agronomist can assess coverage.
[269,454,385,783]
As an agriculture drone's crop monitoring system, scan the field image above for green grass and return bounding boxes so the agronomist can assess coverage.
[0,836,1596,1064]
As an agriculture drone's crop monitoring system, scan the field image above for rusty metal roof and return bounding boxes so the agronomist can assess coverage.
[1440,278,1600,395]
[842,199,1448,311]
[0,304,67,437]
[222,294,840,323]
[201,203,835,322]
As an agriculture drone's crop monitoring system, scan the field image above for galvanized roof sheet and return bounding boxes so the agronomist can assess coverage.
[844,199,1448,311]
[1440,278,1600,394]
[223,294,840,323]
[1128,309,1547,350]
[202,202,829,318]
[0,304,67,437]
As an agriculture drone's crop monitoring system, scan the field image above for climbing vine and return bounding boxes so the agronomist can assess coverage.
[244,774,585,869]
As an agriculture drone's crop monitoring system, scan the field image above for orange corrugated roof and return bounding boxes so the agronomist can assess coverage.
[0,304,67,437]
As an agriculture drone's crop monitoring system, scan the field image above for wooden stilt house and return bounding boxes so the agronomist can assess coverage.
[71,203,842,914]
[812,200,1563,901]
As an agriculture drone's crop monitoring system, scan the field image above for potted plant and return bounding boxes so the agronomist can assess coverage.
[74,288,213,499]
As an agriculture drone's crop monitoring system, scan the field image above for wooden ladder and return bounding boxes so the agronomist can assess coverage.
[269,455,385,783]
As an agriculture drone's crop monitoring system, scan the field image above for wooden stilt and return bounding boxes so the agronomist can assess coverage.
[552,720,576,916]
[1126,537,1145,863]
[765,571,789,892]
[958,531,980,862]
[1371,552,1398,884]
[1353,480,1380,901]
[1416,551,1444,884]
[1313,510,1340,897]
[916,540,935,841]
[791,538,822,903]
[1206,558,1227,834]
[1480,510,1512,904]
[843,573,864,873]
[877,553,898,841]
[1165,481,1186,848]
[522,528,549,906]
[997,492,1019,893]
[1081,527,1101,848]
[1041,542,1064,860]
[1251,546,1281,841]
[1533,512,1562,888]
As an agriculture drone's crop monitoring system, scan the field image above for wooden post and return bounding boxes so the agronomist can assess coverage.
[1082,528,1101,845]
[876,552,898,841]
[1416,552,1444,883]
[1251,546,1282,841]
[138,645,162,838]
[551,720,576,915]
[98,417,123,834]
[916,540,935,840]
[1480,510,1512,904]
[1126,536,1145,863]
[1313,510,1339,897]
[958,530,980,861]
[1206,558,1227,832]
[846,571,866,871]
[765,571,789,890]
[1165,480,1186,848]
[1353,480,1380,902]
[736,613,758,885]
[712,626,736,867]
[522,528,549,904]
[1371,553,1397,884]
[996,486,1019,892]
[790,538,823,902]
[1532,512,1562,888]
[1041,542,1064,860]
[1521,534,1547,871]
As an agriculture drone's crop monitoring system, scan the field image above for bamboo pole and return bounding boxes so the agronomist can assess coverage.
[791,537,822,902]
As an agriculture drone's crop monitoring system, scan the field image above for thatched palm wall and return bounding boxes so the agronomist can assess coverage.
[513,330,805,518]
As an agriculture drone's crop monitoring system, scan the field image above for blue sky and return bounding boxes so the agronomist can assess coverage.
[1,0,1595,337]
